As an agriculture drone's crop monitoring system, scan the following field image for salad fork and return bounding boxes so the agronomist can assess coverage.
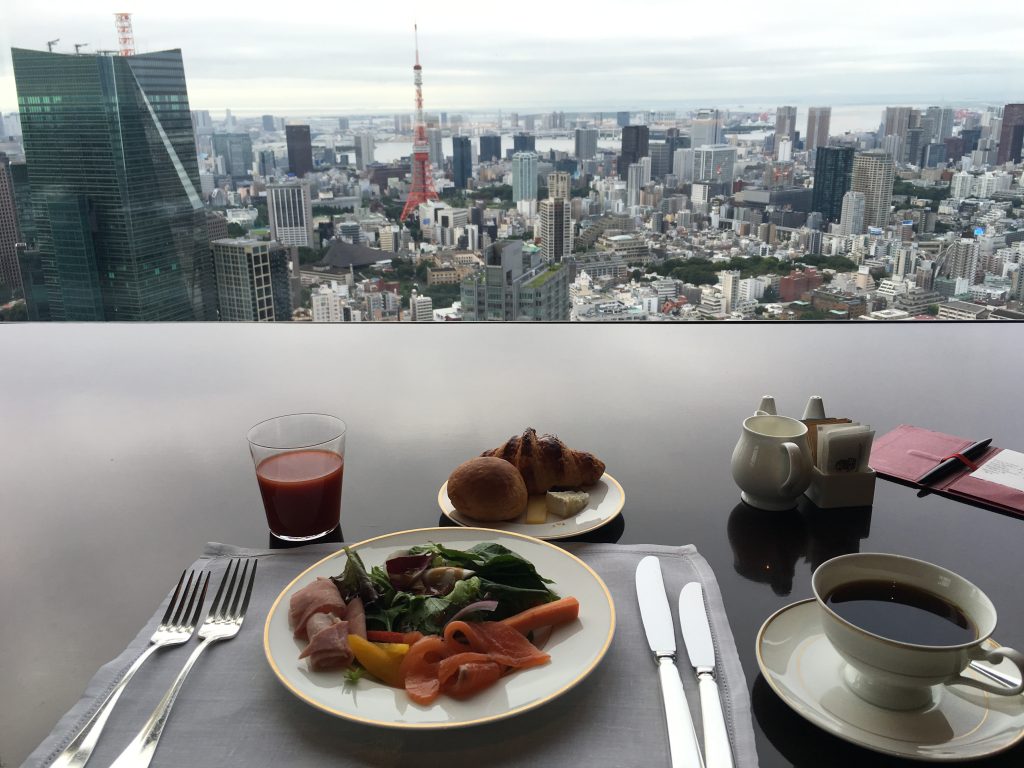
[52,569,209,768]
[109,557,257,768]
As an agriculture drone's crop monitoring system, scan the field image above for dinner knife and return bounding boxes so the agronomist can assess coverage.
[636,556,705,768]
[678,582,733,768]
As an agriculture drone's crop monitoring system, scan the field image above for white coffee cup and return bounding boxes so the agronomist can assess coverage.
[731,415,813,511]
[812,553,1024,710]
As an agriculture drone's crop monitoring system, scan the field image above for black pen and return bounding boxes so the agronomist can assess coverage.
[916,438,993,496]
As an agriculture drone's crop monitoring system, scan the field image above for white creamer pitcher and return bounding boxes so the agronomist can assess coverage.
[731,415,813,510]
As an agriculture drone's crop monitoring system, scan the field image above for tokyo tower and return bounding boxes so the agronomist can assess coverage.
[399,25,439,222]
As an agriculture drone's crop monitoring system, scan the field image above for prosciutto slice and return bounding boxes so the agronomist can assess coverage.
[299,615,354,671]
[288,577,346,640]
[345,596,367,640]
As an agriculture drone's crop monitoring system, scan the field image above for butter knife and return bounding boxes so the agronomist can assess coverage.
[636,556,705,768]
[679,582,733,768]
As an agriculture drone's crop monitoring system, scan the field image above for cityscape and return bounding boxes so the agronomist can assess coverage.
[1,13,1023,323]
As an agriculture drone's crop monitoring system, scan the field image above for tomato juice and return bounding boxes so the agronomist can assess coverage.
[256,449,343,539]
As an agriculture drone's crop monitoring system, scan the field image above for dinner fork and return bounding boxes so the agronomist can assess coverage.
[52,569,209,768]
[109,558,257,768]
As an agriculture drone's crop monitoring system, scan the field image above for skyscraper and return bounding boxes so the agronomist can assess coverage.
[12,48,215,320]
[922,143,947,168]
[883,107,913,140]
[960,128,982,155]
[479,134,501,163]
[261,114,276,132]
[452,135,472,189]
[427,126,443,170]
[775,106,798,142]
[925,106,954,142]
[996,103,1024,164]
[0,153,23,294]
[838,191,866,236]
[944,239,979,282]
[355,132,375,170]
[547,172,571,201]
[511,152,538,202]
[673,148,695,182]
[851,150,895,231]
[212,133,253,177]
[693,144,737,189]
[903,127,924,165]
[286,124,314,177]
[513,133,536,153]
[776,138,793,162]
[690,109,721,147]
[812,146,855,224]
[258,150,277,178]
[267,180,314,247]
[541,173,571,263]
[616,111,630,128]
[212,238,292,321]
[626,163,642,207]
[575,127,599,160]
[618,125,650,177]
[806,107,832,154]
[649,142,672,179]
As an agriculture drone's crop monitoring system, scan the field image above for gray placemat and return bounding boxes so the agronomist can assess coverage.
[26,542,757,768]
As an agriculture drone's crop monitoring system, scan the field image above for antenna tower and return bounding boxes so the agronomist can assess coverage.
[399,24,439,222]
[115,13,136,56]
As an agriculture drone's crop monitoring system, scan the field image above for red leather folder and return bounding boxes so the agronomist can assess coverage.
[870,425,1024,517]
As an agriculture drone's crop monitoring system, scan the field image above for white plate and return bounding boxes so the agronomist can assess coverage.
[263,527,615,729]
[756,599,1024,762]
[437,473,624,540]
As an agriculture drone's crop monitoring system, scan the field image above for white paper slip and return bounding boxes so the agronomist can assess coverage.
[970,449,1024,493]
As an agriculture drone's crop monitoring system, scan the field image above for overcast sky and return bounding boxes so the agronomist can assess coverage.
[2,1,1023,117]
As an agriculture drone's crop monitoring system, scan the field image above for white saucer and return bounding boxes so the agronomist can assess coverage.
[756,599,1024,762]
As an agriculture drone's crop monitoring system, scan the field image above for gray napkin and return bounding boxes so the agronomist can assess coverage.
[27,542,757,768]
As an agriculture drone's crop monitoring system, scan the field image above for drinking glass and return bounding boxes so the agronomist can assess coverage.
[247,414,347,541]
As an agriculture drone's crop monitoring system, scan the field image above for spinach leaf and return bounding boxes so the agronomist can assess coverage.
[361,542,558,634]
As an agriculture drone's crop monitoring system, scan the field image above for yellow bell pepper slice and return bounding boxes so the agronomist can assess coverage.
[348,635,410,688]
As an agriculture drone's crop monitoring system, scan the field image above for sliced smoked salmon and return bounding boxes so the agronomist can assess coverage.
[400,635,449,705]
[443,621,551,669]
[437,652,503,699]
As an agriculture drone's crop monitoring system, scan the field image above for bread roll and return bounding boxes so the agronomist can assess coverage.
[447,457,528,521]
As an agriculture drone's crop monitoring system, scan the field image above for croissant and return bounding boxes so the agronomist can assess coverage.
[481,428,606,495]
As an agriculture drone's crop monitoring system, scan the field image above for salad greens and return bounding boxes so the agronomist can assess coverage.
[331,542,558,636]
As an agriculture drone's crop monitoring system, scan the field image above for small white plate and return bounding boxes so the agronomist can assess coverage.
[437,473,624,540]
[756,599,1024,762]
[264,527,615,729]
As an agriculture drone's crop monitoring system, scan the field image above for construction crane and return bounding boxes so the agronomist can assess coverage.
[114,12,135,56]
[74,43,89,54]
[46,39,60,52]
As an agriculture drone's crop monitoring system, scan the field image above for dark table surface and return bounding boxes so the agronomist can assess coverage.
[2,322,1023,767]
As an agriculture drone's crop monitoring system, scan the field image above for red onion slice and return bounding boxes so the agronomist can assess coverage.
[446,600,499,625]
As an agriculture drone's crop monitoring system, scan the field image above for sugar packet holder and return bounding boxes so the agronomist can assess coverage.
[804,422,876,509]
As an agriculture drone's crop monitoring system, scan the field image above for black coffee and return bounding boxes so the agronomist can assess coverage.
[825,580,977,646]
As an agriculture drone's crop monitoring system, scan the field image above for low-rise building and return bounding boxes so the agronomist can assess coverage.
[937,300,989,320]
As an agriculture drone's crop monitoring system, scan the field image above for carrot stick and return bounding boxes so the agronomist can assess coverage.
[502,596,580,635]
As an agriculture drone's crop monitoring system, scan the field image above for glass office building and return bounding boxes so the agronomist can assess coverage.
[12,48,215,320]
[811,146,855,224]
